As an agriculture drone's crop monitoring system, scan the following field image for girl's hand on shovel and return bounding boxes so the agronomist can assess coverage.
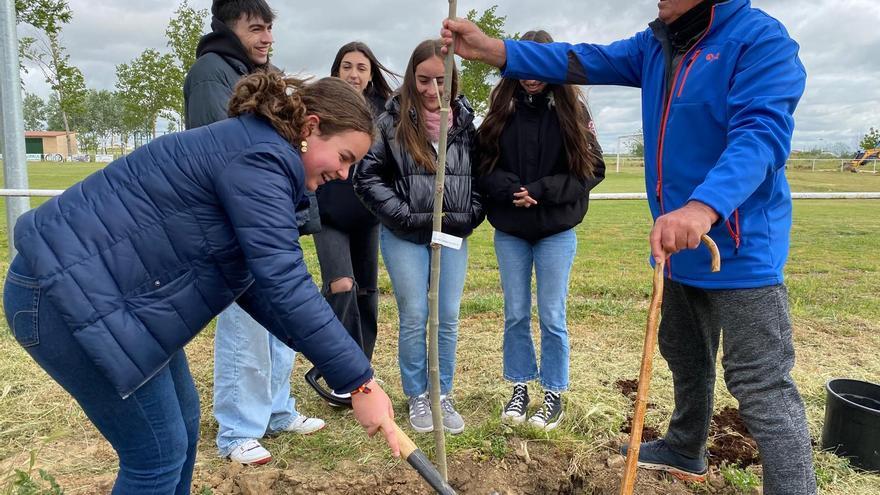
[351,379,400,457]
[649,201,719,262]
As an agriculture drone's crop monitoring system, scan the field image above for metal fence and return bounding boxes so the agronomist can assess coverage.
[608,156,879,173]
[2,188,879,201]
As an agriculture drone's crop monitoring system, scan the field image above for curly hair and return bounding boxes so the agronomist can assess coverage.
[228,70,374,146]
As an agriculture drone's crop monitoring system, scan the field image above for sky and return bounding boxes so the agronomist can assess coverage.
[17,0,880,153]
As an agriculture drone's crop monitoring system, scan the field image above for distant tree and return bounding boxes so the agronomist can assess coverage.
[18,0,86,158]
[116,49,181,139]
[459,5,517,116]
[164,0,208,128]
[860,127,880,150]
[828,142,852,158]
[628,139,644,157]
[23,92,47,130]
[76,89,121,153]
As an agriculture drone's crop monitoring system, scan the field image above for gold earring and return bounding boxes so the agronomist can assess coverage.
[300,140,308,153]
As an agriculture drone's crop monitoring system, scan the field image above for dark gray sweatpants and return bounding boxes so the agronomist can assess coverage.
[659,281,816,495]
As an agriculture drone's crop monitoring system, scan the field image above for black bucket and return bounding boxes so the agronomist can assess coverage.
[821,378,880,471]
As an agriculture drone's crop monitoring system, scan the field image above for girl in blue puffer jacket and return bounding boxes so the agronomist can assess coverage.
[3,72,399,494]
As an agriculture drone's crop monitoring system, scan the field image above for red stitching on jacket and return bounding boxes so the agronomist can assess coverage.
[677,50,702,98]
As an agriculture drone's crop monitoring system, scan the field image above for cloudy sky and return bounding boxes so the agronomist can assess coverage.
[18,0,880,153]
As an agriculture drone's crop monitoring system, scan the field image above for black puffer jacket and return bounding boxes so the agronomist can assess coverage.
[353,95,484,245]
[315,91,387,232]
[478,88,605,241]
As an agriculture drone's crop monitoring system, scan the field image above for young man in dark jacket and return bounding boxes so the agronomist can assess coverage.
[443,0,816,493]
[183,0,324,466]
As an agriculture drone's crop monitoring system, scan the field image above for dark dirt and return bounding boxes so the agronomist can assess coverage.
[621,416,662,442]
[614,379,639,400]
[616,379,760,469]
[192,440,717,494]
[708,406,760,468]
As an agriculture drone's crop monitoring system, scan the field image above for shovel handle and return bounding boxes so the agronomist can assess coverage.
[391,422,418,458]
[384,423,457,495]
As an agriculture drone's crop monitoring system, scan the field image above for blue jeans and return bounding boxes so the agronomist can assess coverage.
[213,302,298,456]
[495,229,577,392]
[380,227,468,397]
[3,256,199,494]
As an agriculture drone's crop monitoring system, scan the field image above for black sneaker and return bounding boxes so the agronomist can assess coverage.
[501,383,529,423]
[620,439,708,482]
[529,391,563,430]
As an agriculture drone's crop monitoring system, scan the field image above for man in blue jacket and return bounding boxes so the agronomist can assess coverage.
[443,1,816,492]
[184,0,324,466]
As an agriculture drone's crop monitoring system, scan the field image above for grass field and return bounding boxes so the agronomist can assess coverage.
[0,162,878,493]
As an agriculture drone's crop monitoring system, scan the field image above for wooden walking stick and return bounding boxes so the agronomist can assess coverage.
[426,0,458,480]
[619,234,720,495]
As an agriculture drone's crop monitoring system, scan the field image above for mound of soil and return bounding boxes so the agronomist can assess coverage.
[616,379,760,469]
[195,442,584,495]
[708,407,760,468]
[614,379,639,400]
[193,440,714,495]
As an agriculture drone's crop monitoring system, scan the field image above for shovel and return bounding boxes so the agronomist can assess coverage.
[619,234,720,495]
[388,422,458,495]
[305,369,456,494]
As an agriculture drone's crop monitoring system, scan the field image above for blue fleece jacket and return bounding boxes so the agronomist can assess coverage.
[501,0,806,289]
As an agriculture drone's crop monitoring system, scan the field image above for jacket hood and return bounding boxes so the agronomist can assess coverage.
[195,17,259,73]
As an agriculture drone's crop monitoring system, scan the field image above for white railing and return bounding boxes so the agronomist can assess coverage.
[2,189,879,200]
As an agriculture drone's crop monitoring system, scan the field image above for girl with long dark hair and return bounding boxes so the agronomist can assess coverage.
[314,43,397,391]
[477,30,605,431]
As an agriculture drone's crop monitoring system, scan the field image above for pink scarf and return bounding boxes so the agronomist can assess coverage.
[422,108,453,143]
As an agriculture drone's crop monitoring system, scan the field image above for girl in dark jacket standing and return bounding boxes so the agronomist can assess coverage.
[354,39,484,435]
[314,42,396,380]
[3,72,400,494]
[477,30,605,431]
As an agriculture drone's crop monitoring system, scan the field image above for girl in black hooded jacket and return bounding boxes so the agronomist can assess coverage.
[476,30,605,432]
[354,39,484,435]
[313,42,397,377]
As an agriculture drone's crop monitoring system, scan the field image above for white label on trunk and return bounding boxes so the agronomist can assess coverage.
[431,231,463,250]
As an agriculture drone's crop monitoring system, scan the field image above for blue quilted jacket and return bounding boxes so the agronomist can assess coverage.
[502,0,806,289]
[13,115,373,398]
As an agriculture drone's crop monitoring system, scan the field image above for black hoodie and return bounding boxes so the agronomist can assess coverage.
[183,17,263,129]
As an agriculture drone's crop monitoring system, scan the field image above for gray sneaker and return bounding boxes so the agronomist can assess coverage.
[408,393,433,433]
[440,395,465,434]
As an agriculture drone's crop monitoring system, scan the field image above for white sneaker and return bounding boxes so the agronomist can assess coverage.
[327,390,351,408]
[281,414,326,434]
[228,439,272,465]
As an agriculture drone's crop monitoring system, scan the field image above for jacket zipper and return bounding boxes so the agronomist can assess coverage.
[655,5,717,276]
[725,209,741,255]
[677,49,702,98]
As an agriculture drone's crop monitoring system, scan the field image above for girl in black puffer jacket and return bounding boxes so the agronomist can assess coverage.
[477,30,605,432]
[353,39,484,435]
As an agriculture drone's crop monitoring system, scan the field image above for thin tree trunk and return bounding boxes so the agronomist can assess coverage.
[427,0,458,481]
[61,108,73,159]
